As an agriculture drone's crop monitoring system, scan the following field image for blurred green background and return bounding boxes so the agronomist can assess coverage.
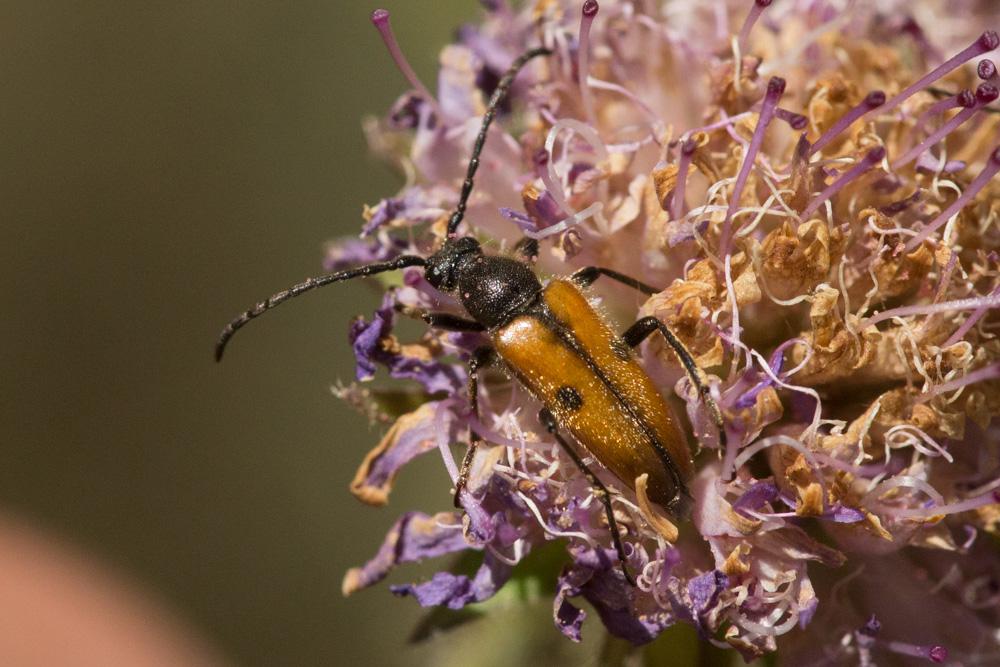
[0,2,745,665]
[2,0,488,664]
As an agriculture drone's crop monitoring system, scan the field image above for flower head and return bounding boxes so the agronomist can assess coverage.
[332,1,1000,663]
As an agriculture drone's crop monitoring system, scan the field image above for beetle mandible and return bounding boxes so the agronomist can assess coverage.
[215,46,726,584]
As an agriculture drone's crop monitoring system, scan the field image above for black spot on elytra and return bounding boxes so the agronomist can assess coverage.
[556,385,583,411]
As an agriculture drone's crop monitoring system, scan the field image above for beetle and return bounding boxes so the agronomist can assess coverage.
[216,46,725,583]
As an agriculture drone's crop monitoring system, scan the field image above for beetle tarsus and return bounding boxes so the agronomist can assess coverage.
[396,306,486,332]
[571,266,661,295]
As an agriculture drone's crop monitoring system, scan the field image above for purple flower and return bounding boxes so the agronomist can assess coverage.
[554,545,671,645]
[328,0,1000,663]
[349,400,459,507]
[348,291,465,395]
[361,187,453,237]
[341,510,468,595]
[391,551,512,609]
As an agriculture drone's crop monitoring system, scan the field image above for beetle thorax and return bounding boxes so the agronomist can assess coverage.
[424,237,541,329]
[456,255,541,329]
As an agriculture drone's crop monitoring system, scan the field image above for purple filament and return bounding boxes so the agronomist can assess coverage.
[800,146,886,220]
[905,146,1000,251]
[720,76,785,255]
[750,100,806,130]
[892,84,998,170]
[874,31,999,119]
[670,138,698,221]
[372,9,441,118]
[791,132,811,171]
[921,362,1000,402]
[578,1,599,124]
[878,188,923,216]
[737,0,773,53]
[371,9,442,117]
[912,89,973,136]
[809,91,886,156]
[775,108,807,130]
[942,284,1000,347]
[883,641,948,663]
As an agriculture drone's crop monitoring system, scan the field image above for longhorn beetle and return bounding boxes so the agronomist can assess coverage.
[216,46,726,584]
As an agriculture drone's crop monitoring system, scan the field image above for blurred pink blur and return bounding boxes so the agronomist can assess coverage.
[0,514,228,667]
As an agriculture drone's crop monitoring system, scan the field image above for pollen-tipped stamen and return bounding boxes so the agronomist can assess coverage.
[809,90,886,156]
[862,290,1000,329]
[942,284,1000,347]
[904,146,1000,251]
[775,108,807,130]
[980,59,999,82]
[371,9,443,118]
[720,76,785,255]
[737,0,773,54]
[918,362,1000,405]
[893,84,999,171]
[671,138,698,222]
[750,97,806,130]
[800,146,886,221]
[578,0,599,125]
[879,188,924,216]
[874,30,999,119]
[790,132,811,175]
[913,89,974,136]
[883,641,949,664]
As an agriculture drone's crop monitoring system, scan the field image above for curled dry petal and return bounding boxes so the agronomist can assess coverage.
[350,401,454,506]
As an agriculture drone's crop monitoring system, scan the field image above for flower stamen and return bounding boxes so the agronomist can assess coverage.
[800,146,886,221]
[919,362,1000,403]
[863,288,1000,328]
[371,9,443,118]
[912,89,974,137]
[979,58,998,83]
[671,138,698,222]
[904,146,1000,251]
[737,0,773,54]
[892,84,999,170]
[720,76,785,255]
[883,641,949,663]
[809,90,885,156]
[578,0,599,126]
[875,30,999,118]
[942,284,1000,347]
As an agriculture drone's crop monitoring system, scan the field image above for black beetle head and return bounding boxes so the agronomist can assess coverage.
[424,236,482,292]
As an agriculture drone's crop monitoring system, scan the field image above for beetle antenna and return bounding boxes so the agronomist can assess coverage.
[446,46,552,238]
[215,255,426,361]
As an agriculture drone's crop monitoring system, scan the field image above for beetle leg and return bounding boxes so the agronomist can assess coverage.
[537,407,637,587]
[393,305,485,332]
[453,346,496,507]
[622,317,728,454]
[570,266,661,295]
[512,237,539,264]
[424,313,485,332]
